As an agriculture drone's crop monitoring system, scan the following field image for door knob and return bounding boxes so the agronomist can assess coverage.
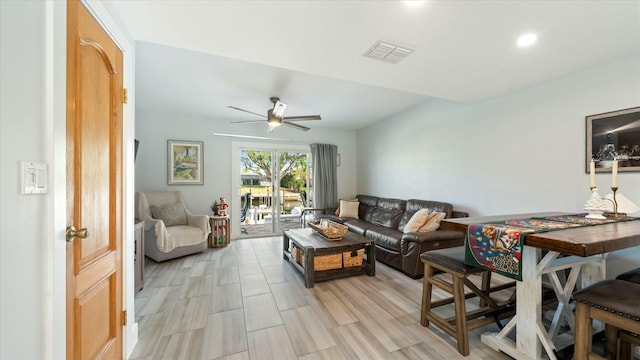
[66,226,89,242]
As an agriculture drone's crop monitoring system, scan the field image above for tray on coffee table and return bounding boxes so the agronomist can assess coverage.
[307,220,348,240]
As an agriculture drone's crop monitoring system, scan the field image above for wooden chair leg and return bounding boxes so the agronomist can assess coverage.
[604,324,618,359]
[479,271,491,307]
[618,331,640,360]
[453,274,470,356]
[420,263,434,327]
[574,302,592,360]
[619,341,631,360]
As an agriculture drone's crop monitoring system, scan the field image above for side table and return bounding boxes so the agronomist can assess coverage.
[209,216,230,247]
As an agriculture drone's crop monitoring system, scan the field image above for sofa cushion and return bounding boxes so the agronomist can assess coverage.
[367,227,403,252]
[150,203,187,226]
[368,208,401,228]
[344,219,378,235]
[356,195,379,221]
[398,199,453,230]
[335,198,358,217]
[419,211,446,232]
[369,197,406,229]
[377,197,406,212]
[403,208,430,233]
[339,199,359,218]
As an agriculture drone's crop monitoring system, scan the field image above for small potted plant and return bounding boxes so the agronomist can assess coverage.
[210,200,219,215]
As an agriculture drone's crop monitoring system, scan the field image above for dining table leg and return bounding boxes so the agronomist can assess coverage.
[481,245,544,359]
[517,245,544,358]
[480,246,608,360]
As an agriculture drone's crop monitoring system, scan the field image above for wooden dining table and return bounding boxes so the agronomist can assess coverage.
[441,212,640,360]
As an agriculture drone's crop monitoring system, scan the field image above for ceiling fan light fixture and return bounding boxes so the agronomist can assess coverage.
[267,117,282,127]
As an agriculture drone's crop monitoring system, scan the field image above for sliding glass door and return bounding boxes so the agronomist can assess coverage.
[234,143,311,238]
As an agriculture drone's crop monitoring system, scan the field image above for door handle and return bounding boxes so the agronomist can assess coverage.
[66,226,89,242]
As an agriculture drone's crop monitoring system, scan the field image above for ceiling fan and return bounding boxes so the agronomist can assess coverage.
[228,96,321,131]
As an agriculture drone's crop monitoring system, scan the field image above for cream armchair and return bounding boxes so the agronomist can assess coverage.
[136,191,210,262]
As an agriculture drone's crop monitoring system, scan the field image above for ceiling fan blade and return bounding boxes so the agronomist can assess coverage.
[230,120,266,124]
[227,106,266,119]
[282,121,310,131]
[282,115,321,121]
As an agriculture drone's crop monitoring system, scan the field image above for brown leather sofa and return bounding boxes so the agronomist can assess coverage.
[321,195,468,278]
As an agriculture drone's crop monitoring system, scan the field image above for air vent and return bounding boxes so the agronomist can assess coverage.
[364,40,414,64]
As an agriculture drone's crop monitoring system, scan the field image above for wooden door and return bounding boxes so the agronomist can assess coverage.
[66,0,124,358]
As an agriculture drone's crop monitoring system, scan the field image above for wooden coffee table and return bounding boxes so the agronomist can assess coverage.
[283,228,375,288]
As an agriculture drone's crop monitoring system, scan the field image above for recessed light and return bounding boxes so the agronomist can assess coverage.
[517,33,538,47]
[404,1,426,8]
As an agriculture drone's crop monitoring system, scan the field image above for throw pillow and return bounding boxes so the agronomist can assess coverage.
[339,199,359,218]
[403,208,430,233]
[150,203,187,226]
[418,211,446,232]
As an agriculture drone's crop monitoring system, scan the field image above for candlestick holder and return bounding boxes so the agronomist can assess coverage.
[602,186,629,218]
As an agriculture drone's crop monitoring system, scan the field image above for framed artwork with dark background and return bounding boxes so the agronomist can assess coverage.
[586,106,640,173]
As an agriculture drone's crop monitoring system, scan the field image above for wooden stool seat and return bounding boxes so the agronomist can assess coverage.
[573,279,640,360]
[420,247,515,356]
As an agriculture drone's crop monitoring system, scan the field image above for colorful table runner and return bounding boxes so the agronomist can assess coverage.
[464,214,638,281]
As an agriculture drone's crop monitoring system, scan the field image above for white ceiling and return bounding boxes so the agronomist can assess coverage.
[103,0,640,131]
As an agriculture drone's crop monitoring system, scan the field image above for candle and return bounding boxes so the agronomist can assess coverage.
[612,160,618,188]
[589,160,595,188]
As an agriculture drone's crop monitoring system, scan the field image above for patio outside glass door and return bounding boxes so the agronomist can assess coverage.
[238,148,311,237]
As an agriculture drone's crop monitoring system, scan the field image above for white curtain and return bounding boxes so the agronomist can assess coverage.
[311,143,338,209]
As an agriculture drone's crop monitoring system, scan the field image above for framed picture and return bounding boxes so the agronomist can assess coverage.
[586,106,640,173]
[168,140,203,185]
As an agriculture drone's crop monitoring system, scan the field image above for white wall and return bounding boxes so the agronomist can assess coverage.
[0,1,137,359]
[134,109,357,232]
[1,2,50,358]
[356,54,640,276]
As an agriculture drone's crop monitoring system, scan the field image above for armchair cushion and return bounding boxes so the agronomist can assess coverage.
[150,202,187,226]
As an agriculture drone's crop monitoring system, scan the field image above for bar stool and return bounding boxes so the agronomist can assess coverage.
[573,279,640,360]
[617,267,640,284]
[616,268,640,359]
[420,247,516,356]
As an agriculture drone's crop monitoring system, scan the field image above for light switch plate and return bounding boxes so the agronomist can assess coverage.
[21,161,48,195]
